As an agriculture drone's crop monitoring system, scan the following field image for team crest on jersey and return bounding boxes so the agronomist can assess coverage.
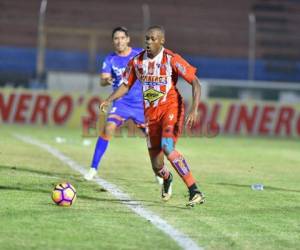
[143,88,165,103]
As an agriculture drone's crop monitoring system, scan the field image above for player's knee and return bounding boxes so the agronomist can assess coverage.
[161,137,174,155]
[103,123,116,137]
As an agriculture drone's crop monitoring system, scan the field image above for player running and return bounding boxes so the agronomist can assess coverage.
[85,27,147,181]
[100,26,205,207]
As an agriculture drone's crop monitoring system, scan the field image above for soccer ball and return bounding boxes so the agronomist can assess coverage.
[51,182,77,207]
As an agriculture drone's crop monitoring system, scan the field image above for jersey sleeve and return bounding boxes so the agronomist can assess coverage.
[101,55,112,74]
[122,59,137,88]
[171,54,197,84]
[133,47,144,54]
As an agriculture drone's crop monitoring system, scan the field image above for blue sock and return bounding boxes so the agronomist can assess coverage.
[91,136,109,170]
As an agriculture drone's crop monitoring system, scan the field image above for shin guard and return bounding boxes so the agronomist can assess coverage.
[167,150,196,187]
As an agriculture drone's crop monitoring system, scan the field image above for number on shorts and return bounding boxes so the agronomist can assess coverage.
[110,107,117,113]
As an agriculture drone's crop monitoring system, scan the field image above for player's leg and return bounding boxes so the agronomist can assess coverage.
[90,118,120,169]
[131,105,164,185]
[161,106,205,206]
[148,148,173,200]
[147,122,173,201]
[84,116,123,180]
[84,103,126,180]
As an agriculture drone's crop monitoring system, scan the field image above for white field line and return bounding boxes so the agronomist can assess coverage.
[14,134,203,250]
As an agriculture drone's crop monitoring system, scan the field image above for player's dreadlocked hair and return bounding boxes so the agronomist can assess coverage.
[112,26,129,38]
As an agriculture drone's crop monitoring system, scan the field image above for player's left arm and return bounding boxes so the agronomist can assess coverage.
[186,77,201,128]
[172,54,201,128]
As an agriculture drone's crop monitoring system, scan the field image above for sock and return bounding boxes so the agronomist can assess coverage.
[188,183,200,194]
[167,150,196,187]
[91,136,109,170]
[156,164,170,180]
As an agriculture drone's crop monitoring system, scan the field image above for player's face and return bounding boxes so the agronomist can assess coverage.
[145,29,165,58]
[113,31,130,54]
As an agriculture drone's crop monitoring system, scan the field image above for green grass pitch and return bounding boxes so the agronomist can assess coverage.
[0,125,299,250]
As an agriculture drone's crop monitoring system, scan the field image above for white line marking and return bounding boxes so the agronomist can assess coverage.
[14,134,203,250]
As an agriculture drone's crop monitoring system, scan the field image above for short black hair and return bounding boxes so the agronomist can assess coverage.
[112,26,129,38]
[147,25,165,36]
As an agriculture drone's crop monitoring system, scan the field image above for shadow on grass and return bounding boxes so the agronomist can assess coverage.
[0,184,189,210]
[0,164,84,182]
[214,182,300,193]
[0,165,190,210]
[105,176,160,185]
[0,165,158,185]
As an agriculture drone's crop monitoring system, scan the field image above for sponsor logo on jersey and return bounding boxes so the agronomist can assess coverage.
[112,66,126,77]
[141,75,168,84]
[143,88,165,103]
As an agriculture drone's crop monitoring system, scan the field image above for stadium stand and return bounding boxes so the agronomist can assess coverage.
[0,0,299,84]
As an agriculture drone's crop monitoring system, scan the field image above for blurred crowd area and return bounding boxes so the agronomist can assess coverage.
[0,0,299,90]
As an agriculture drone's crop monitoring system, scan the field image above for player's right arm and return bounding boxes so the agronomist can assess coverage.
[100,55,114,86]
[100,59,137,112]
[100,84,129,112]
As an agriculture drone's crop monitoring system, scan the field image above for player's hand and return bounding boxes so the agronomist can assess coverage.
[100,77,114,86]
[185,108,199,128]
[107,78,114,85]
[99,100,111,113]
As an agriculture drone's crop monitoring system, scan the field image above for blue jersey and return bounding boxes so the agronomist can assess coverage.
[101,48,143,105]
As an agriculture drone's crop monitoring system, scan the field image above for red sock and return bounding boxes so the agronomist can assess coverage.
[167,150,196,187]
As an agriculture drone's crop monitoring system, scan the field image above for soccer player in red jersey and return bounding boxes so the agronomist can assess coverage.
[101,26,205,207]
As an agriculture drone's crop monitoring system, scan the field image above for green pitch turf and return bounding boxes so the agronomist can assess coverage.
[0,125,299,250]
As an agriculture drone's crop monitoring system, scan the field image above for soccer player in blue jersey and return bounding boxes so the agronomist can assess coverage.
[84,27,147,180]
